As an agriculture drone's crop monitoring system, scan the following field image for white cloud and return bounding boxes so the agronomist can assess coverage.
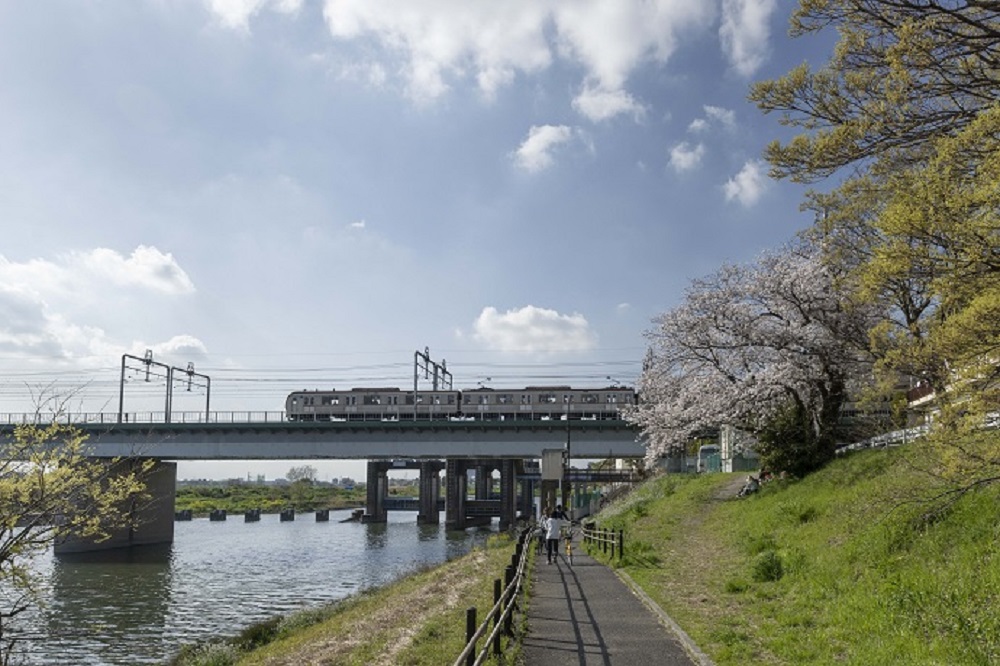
[473,305,597,352]
[77,246,195,295]
[719,0,777,77]
[688,118,709,133]
[703,105,736,129]
[0,248,199,362]
[668,142,705,172]
[689,105,736,133]
[336,60,389,88]
[572,84,645,123]
[207,0,302,32]
[724,160,769,206]
[512,125,574,173]
[317,1,713,113]
[350,220,367,230]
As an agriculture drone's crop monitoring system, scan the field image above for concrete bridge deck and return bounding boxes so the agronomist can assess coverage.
[1,416,644,460]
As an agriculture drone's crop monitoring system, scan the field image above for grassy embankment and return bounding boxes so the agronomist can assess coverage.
[175,484,371,516]
[169,532,529,666]
[588,441,1000,665]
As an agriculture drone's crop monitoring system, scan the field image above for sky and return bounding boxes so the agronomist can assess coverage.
[0,0,836,481]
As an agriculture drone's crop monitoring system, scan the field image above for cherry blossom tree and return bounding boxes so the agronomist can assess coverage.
[631,240,879,476]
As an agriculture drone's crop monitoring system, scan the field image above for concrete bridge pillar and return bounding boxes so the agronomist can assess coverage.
[539,479,559,518]
[417,461,443,525]
[518,475,535,521]
[55,459,176,555]
[363,461,390,523]
[445,459,468,530]
[474,464,492,500]
[499,459,517,530]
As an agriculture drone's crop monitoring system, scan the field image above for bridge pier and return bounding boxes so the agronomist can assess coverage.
[417,461,444,525]
[445,459,468,529]
[498,459,517,530]
[55,459,176,555]
[363,461,390,523]
[518,474,536,520]
[474,464,493,500]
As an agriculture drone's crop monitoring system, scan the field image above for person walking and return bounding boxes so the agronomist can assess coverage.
[544,509,566,564]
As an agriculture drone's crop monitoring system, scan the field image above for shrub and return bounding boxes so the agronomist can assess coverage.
[751,550,784,582]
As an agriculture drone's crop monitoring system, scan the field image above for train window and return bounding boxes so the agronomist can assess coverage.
[322,396,341,406]
[521,394,532,404]
[363,395,381,405]
[447,395,455,404]
[433,395,441,405]
[463,395,472,405]
[498,394,511,404]
[478,395,489,404]
[540,393,556,403]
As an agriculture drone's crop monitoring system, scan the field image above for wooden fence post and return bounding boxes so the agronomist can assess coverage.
[493,578,502,656]
[504,566,515,636]
[465,607,477,666]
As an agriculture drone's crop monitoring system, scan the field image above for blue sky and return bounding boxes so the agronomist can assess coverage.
[0,1,834,480]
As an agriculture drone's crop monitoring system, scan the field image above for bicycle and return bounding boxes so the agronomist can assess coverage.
[561,525,576,566]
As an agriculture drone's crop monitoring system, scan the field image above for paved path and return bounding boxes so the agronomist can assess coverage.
[521,539,703,666]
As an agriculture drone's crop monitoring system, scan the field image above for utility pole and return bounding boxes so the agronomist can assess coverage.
[118,351,211,423]
[413,347,452,419]
[118,350,172,423]
[170,362,211,422]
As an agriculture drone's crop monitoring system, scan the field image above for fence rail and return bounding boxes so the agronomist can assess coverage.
[452,528,532,666]
[582,523,624,561]
[0,411,290,426]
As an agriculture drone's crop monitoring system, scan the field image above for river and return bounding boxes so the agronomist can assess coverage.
[15,510,491,665]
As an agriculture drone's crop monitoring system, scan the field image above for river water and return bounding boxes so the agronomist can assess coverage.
[16,510,490,665]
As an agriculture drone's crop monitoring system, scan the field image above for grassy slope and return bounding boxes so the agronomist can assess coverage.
[591,445,1000,666]
[228,533,526,666]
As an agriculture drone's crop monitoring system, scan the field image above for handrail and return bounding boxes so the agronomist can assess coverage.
[582,523,624,561]
[452,528,532,666]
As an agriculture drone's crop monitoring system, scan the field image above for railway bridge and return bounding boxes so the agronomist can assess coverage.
[0,412,644,553]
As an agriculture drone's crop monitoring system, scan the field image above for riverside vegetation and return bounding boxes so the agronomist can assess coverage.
[168,531,528,666]
[175,484,370,515]
[589,438,1000,665]
[168,433,999,665]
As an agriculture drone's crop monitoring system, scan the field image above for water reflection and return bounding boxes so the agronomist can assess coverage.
[18,511,488,665]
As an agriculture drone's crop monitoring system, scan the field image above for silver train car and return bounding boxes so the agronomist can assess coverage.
[285,386,636,422]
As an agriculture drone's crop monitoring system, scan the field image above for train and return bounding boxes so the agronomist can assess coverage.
[285,385,636,422]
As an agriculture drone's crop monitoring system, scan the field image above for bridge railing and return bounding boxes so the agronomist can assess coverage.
[0,411,290,426]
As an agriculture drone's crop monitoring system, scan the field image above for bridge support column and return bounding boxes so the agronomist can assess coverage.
[474,464,492,500]
[498,459,517,530]
[518,475,535,521]
[55,459,176,555]
[417,461,443,525]
[445,459,468,530]
[363,461,389,524]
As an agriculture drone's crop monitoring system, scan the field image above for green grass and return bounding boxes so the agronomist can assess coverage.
[168,532,528,665]
[587,441,1000,665]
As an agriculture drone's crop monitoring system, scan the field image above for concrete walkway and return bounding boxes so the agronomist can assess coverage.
[521,539,704,666]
